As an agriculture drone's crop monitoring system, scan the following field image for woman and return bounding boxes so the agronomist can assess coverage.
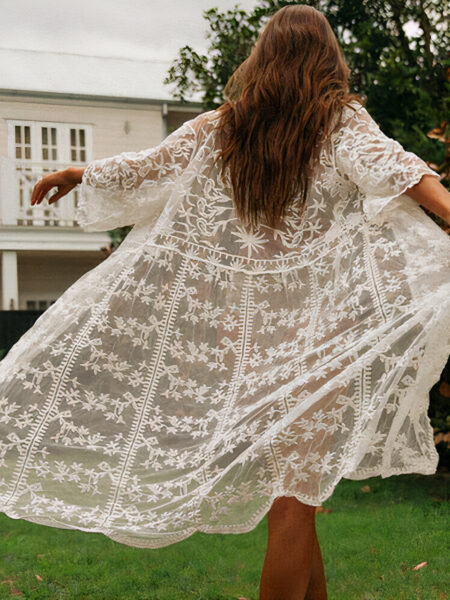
[2,5,450,599]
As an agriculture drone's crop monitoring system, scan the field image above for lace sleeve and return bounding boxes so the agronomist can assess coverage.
[76,119,197,232]
[335,104,440,224]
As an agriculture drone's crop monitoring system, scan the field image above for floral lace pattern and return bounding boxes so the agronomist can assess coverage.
[1,101,449,548]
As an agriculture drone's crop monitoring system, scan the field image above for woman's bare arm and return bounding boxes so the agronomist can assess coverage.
[33,166,450,228]
[66,167,86,185]
[404,174,450,226]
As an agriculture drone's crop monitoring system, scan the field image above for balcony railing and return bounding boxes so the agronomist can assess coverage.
[0,157,83,227]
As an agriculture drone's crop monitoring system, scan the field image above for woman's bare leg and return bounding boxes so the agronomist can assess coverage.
[304,526,327,599]
[259,496,326,600]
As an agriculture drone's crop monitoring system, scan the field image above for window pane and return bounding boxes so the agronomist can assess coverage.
[38,300,48,310]
[13,122,89,166]
[26,300,36,310]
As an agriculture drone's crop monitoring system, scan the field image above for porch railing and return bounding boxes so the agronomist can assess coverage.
[0,156,82,227]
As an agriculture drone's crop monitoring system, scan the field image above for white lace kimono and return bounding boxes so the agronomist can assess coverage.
[1,101,449,549]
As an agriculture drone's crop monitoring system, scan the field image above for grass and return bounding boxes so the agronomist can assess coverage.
[0,473,448,600]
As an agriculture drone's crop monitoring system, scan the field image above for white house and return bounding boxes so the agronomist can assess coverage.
[0,48,202,311]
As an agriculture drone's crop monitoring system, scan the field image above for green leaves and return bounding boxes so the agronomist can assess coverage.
[164,4,263,109]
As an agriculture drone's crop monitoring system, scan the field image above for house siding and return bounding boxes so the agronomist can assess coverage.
[0,95,164,160]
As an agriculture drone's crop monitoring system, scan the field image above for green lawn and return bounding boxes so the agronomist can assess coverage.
[0,473,448,600]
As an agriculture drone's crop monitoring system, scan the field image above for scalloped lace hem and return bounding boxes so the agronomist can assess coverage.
[0,459,438,549]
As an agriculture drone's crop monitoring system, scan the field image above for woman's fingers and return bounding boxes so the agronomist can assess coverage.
[47,193,60,205]
[31,178,53,206]
[31,186,46,206]
[30,172,75,206]
[30,181,41,205]
[47,185,76,204]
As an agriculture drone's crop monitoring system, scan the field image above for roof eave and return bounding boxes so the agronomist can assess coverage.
[0,88,204,110]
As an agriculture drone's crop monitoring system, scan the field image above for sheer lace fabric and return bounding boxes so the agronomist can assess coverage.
[1,101,449,548]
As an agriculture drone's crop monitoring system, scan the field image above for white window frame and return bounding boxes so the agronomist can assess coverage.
[6,120,93,227]
[6,120,93,165]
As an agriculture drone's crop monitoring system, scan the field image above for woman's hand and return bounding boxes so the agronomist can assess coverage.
[30,167,85,206]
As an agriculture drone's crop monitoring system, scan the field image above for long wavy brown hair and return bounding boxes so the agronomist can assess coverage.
[215,4,364,230]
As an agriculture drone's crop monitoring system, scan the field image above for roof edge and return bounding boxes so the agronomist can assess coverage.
[0,88,204,109]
